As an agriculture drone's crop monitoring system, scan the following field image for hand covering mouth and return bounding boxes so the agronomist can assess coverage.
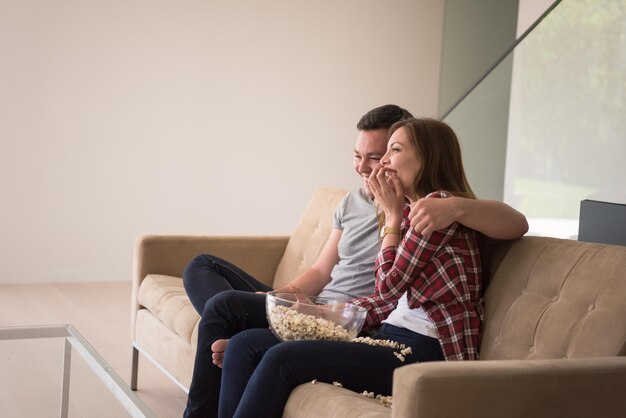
[384,169,398,179]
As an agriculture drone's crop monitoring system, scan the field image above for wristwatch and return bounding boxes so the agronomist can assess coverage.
[380,226,400,239]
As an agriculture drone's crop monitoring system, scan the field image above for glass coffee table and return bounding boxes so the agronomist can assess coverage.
[0,324,155,418]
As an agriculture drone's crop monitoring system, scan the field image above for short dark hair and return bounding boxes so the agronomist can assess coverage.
[356,104,413,131]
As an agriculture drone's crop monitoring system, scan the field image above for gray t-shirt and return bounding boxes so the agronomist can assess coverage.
[318,188,379,301]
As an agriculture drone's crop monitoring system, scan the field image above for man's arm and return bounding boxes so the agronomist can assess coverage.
[409,197,528,240]
[272,228,342,296]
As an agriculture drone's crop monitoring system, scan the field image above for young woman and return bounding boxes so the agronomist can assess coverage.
[217,118,484,418]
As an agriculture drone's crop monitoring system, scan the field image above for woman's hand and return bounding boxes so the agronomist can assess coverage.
[368,167,405,225]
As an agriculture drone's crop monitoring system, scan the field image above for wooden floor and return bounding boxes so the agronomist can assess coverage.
[0,282,187,418]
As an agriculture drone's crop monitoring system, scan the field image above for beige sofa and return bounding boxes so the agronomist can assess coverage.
[131,187,626,418]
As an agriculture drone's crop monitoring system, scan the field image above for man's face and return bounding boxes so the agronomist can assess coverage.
[353,129,388,198]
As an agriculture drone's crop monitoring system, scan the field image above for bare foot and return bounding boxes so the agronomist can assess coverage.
[211,339,229,368]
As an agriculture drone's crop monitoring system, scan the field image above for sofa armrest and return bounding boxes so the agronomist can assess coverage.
[392,357,626,418]
[131,234,289,332]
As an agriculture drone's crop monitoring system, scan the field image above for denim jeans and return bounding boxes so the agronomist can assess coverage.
[219,324,444,418]
[182,254,273,418]
[182,254,272,314]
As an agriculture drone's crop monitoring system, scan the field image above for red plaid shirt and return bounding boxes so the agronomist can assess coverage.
[352,191,483,361]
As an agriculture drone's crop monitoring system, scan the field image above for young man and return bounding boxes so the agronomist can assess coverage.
[182,105,528,418]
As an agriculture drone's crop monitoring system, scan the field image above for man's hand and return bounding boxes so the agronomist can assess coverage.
[409,197,458,238]
[320,302,349,326]
[293,293,324,317]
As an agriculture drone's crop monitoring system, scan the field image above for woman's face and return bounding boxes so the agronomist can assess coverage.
[381,126,421,198]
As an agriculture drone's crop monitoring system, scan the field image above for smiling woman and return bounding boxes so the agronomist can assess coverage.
[368,118,477,249]
[217,118,484,418]
[379,126,422,200]
[382,118,476,201]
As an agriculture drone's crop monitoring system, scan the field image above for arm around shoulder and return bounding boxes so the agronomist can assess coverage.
[452,198,528,240]
[409,197,528,240]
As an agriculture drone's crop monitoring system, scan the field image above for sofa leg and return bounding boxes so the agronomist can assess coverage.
[131,346,139,390]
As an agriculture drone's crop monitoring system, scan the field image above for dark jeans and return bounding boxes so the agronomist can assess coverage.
[219,324,445,418]
[183,254,273,315]
[182,255,273,418]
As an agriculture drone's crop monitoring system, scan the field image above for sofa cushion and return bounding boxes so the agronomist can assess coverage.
[284,382,391,418]
[135,309,196,390]
[273,188,347,289]
[137,274,200,343]
[481,237,626,360]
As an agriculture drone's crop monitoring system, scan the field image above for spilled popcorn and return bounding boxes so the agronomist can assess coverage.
[308,383,393,408]
[361,391,393,408]
[352,336,413,362]
[377,395,393,408]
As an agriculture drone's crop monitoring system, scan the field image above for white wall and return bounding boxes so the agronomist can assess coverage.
[0,0,444,283]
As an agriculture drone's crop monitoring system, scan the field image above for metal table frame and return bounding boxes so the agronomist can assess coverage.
[0,324,155,418]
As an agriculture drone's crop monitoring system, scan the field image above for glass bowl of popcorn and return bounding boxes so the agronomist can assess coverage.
[266,291,367,342]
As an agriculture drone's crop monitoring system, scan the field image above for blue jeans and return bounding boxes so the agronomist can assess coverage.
[182,255,273,418]
[183,254,273,314]
[219,324,445,418]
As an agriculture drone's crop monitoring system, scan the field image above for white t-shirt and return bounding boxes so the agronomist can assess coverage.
[383,293,438,338]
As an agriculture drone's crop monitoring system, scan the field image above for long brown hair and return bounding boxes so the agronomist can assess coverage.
[389,118,476,199]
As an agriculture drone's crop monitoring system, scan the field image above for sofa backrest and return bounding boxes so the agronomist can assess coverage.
[481,236,626,360]
[272,187,348,289]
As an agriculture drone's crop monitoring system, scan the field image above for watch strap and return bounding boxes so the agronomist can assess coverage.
[381,226,400,238]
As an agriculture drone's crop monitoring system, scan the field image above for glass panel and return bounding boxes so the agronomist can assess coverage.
[444,0,626,239]
[0,338,64,417]
[438,0,520,116]
[0,337,132,418]
[0,326,152,418]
